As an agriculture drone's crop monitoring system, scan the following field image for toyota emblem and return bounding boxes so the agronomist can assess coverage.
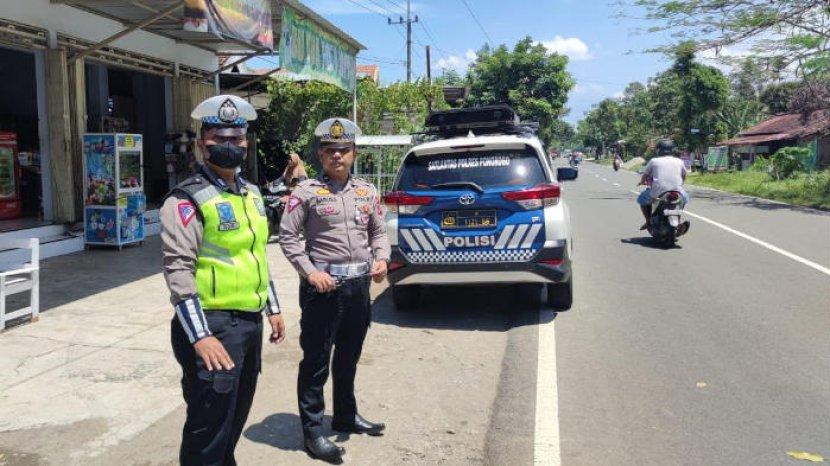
[459,193,476,205]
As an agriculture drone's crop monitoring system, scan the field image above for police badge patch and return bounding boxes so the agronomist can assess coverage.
[177,201,196,226]
[215,202,239,231]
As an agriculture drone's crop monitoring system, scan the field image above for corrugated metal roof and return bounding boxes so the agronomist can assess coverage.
[722,109,830,146]
[57,0,364,54]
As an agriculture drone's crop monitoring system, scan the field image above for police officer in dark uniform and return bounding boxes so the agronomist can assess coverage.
[161,95,286,466]
[279,118,390,464]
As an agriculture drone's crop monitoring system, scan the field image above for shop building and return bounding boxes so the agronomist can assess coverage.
[0,0,361,257]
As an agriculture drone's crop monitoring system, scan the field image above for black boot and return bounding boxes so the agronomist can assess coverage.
[304,436,345,464]
[331,414,386,436]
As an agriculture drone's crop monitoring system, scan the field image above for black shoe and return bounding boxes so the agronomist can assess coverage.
[304,436,344,464]
[331,414,386,436]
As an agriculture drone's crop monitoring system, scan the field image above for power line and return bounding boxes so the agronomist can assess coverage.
[383,0,404,10]
[343,0,387,19]
[458,0,492,46]
[362,0,396,16]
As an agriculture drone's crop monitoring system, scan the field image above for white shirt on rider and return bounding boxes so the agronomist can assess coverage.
[643,156,687,198]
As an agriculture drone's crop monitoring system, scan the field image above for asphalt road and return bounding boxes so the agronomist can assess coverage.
[2,161,827,466]
[555,161,829,465]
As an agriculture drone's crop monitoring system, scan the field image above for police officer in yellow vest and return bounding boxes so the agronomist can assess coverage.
[280,118,390,464]
[161,95,286,466]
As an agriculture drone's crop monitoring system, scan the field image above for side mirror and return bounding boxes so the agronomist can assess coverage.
[557,167,578,181]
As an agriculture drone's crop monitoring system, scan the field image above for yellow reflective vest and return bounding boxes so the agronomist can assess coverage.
[179,180,270,311]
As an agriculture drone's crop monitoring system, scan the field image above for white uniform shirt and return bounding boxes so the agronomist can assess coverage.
[643,156,687,197]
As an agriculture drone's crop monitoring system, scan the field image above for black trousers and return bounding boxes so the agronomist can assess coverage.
[297,277,372,438]
[171,310,263,466]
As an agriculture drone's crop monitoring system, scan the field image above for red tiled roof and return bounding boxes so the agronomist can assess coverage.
[722,109,830,146]
[356,64,380,82]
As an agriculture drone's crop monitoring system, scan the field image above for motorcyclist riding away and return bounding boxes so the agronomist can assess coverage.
[637,139,689,230]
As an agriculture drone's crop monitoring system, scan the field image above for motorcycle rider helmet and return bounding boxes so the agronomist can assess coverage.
[656,139,675,157]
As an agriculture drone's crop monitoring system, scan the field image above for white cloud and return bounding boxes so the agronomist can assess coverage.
[571,83,605,96]
[613,91,625,99]
[539,36,593,61]
[437,49,478,73]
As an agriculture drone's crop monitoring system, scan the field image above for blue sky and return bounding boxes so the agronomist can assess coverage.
[292,0,682,125]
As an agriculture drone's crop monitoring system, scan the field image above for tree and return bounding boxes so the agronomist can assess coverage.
[577,98,625,155]
[441,69,464,86]
[760,81,801,113]
[465,37,575,146]
[628,0,829,80]
[714,95,766,138]
[257,79,351,180]
[671,44,730,151]
[258,77,448,180]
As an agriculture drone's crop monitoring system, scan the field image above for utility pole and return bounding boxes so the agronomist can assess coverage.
[388,0,418,82]
[426,45,432,110]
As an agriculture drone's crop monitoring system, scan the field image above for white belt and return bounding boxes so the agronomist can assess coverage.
[315,261,370,277]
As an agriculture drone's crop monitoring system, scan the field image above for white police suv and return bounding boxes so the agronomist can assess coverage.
[382,105,574,310]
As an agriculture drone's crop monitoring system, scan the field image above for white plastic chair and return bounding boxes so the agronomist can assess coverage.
[0,238,40,331]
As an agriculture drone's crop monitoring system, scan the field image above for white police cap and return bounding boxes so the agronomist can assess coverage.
[314,118,361,147]
[191,95,257,136]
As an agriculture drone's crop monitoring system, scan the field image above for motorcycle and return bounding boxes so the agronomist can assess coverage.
[648,190,690,246]
[261,179,292,237]
[569,157,580,168]
[613,157,621,171]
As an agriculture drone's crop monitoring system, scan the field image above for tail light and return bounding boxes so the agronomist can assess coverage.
[537,258,563,266]
[501,183,561,210]
[666,192,680,202]
[383,191,434,215]
[388,261,406,272]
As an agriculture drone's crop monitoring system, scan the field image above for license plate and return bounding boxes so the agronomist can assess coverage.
[442,210,497,229]
[663,209,683,216]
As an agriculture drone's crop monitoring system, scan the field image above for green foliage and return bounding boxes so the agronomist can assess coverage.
[628,0,830,81]
[257,79,351,180]
[749,156,772,173]
[465,37,575,146]
[715,96,765,139]
[687,169,830,210]
[257,77,447,180]
[771,146,810,180]
[577,50,730,157]
[760,82,800,114]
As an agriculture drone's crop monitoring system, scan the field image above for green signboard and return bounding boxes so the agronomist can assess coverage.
[279,6,358,92]
[705,146,728,171]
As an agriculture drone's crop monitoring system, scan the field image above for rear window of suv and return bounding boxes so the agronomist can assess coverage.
[397,146,547,190]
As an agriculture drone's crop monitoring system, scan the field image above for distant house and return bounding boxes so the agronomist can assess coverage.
[356,64,380,84]
[721,109,830,170]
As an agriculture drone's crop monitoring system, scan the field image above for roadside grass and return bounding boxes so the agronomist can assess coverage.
[687,170,830,210]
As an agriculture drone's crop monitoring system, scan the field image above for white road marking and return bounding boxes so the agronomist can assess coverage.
[682,210,830,276]
[602,178,608,182]
[534,309,561,465]
[613,183,620,187]
[627,190,830,276]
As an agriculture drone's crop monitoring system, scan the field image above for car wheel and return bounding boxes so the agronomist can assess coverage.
[392,284,421,310]
[546,279,573,311]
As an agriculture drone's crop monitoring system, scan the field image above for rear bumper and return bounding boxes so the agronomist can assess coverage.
[387,242,571,286]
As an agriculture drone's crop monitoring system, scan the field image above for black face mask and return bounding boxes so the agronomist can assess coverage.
[206,142,246,169]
